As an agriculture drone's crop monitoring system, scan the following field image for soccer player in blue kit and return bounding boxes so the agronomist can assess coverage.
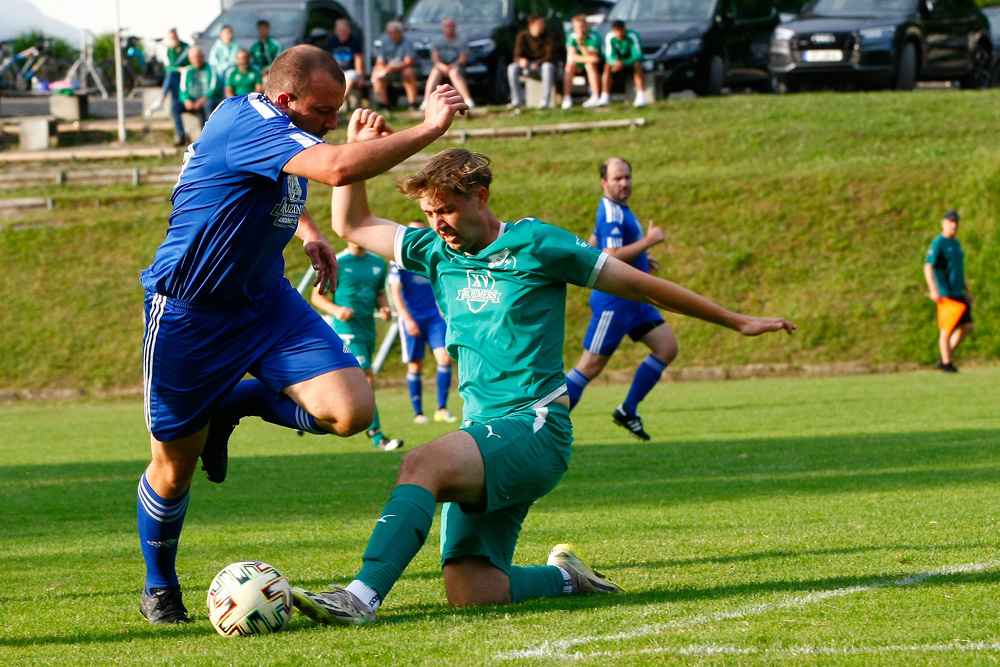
[565,157,676,440]
[136,45,468,624]
[388,220,457,424]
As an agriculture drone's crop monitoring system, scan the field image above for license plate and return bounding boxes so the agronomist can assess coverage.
[803,49,843,62]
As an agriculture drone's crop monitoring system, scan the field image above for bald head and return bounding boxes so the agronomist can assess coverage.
[265,44,345,98]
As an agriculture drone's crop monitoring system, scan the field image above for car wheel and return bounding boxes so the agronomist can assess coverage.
[697,54,725,96]
[490,55,510,105]
[894,42,916,91]
[960,44,990,89]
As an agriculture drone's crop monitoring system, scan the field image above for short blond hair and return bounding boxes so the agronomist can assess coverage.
[397,149,493,200]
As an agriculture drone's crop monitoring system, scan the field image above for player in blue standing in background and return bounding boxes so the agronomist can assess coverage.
[565,157,676,440]
[388,219,457,425]
[136,44,468,625]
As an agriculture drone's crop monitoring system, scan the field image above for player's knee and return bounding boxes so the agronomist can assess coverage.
[314,398,375,437]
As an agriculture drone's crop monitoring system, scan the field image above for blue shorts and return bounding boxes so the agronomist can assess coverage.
[142,281,358,442]
[582,302,665,356]
[399,312,447,363]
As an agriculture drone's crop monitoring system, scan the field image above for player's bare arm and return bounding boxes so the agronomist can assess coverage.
[283,85,468,187]
[296,209,338,295]
[310,285,354,321]
[923,263,941,302]
[595,256,796,336]
[600,220,664,263]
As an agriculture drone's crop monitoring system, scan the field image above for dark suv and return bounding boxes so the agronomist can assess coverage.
[769,0,992,92]
[402,0,573,104]
[597,0,793,96]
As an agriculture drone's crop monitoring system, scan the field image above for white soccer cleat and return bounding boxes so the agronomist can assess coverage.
[547,544,623,594]
[413,413,429,424]
[291,586,375,626]
[380,438,404,452]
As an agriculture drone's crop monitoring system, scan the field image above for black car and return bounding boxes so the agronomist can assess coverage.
[597,0,793,96]
[983,5,1000,86]
[401,0,575,104]
[769,0,992,92]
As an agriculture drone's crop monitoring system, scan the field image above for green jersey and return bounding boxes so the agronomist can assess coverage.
[396,219,606,421]
[604,29,643,66]
[925,234,965,298]
[566,29,601,59]
[328,250,387,344]
[225,65,263,96]
[179,65,220,102]
[250,36,283,69]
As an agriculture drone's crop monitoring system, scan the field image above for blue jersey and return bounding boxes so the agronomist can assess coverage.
[388,261,439,319]
[589,196,649,311]
[141,93,325,306]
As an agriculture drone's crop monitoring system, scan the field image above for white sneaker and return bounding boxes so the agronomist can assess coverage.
[380,438,404,452]
[149,99,163,113]
[561,96,573,110]
[548,544,623,594]
[633,92,648,108]
[434,408,458,423]
[596,93,610,107]
[413,413,429,424]
[582,95,600,108]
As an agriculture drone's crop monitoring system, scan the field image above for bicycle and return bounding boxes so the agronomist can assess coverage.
[0,39,50,92]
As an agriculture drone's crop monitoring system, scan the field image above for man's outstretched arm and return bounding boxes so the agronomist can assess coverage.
[594,255,796,336]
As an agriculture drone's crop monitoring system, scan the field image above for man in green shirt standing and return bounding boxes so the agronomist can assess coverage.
[150,28,190,146]
[923,209,973,372]
[224,49,263,97]
[598,20,646,108]
[250,19,283,74]
[291,110,796,625]
[311,242,403,450]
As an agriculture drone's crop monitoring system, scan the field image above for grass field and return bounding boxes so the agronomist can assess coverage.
[3,368,998,665]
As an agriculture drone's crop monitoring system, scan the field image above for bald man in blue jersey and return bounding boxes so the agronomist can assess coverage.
[137,44,468,624]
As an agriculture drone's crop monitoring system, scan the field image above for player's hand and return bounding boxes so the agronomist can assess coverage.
[404,316,421,337]
[305,238,338,295]
[647,256,660,273]
[738,317,797,336]
[423,84,469,134]
[646,220,664,246]
[378,306,392,321]
[335,306,355,322]
[347,108,393,143]
[927,288,941,303]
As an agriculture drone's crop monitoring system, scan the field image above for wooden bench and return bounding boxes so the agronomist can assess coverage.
[625,69,665,104]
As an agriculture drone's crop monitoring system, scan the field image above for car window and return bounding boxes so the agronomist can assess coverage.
[202,7,303,41]
[305,6,344,42]
[728,0,774,20]
[407,0,510,26]
[607,0,719,22]
[807,0,915,18]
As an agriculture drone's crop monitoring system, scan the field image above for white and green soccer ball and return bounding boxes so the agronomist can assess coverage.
[206,561,293,636]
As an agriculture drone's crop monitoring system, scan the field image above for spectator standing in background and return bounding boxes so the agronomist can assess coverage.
[924,209,974,372]
[249,20,282,73]
[149,28,189,145]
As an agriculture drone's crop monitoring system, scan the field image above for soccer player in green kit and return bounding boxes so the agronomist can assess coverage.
[292,109,796,624]
[311,242,404,450]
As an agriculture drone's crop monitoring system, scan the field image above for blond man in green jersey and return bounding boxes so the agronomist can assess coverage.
[292,111,795,624]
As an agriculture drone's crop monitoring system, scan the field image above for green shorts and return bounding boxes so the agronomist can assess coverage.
[440,402,572,573]
[335,331,374,370]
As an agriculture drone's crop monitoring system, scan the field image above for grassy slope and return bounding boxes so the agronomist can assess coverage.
[2,89,999,390]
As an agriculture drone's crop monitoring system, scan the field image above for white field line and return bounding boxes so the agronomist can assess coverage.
[498,559,1000,661]
[560,641,1000,660]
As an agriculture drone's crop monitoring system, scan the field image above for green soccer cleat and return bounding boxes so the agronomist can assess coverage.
[547,544,623,594]
[291,586,375,626]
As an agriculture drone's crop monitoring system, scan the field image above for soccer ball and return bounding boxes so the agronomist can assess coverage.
[206,561,293,636]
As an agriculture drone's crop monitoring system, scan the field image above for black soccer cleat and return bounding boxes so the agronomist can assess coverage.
[612,405,650,441]
[200,416,238,483]
[935,360,959,373]
[140,587,189,624]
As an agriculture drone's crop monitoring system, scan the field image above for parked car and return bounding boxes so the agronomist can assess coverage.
[596,0,788,96]
[982,5,1000,86]
[769,0,992,92]
[401,0,576,104]
[193,0,401,64]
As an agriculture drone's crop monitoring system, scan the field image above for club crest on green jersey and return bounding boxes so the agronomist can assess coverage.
[487,248,516,270]
[456,270,501,313]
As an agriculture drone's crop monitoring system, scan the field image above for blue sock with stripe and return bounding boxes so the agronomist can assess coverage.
[137,472,189,592]
[622,354,668,415]
[566,368,591,411]
[219,379,324,434]
[436,365,451,410]
[407,372,423,416]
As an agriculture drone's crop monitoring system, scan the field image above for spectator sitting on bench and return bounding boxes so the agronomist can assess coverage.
[327,19,365,108]
[224,49,263,98]
[175,46,221,145]
[562,13,602,109]
[421,17,475,111]
[371,20,419,111]
[598,20,646,108]
[507,14,558,109]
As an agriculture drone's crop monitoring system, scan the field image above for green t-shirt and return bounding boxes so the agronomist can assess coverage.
[328,250,387,344]
[925,234,965,298]
[225,66,263,96]
[567,29,601,59]
[396,218,606,421]
[179,65,220,102]
[250,36,283,69]
[604,30,643,66]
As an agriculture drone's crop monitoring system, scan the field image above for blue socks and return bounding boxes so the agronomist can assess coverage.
[566,368,591,410]
[436,365,452,410]
[623,354,668,415]
[137,473,188,592]
[407,372,423,416]
[219,379,324,434]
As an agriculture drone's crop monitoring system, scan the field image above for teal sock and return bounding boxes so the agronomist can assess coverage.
[368,406,384,446]
[356,484,437,601]
[508,565,565,602]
